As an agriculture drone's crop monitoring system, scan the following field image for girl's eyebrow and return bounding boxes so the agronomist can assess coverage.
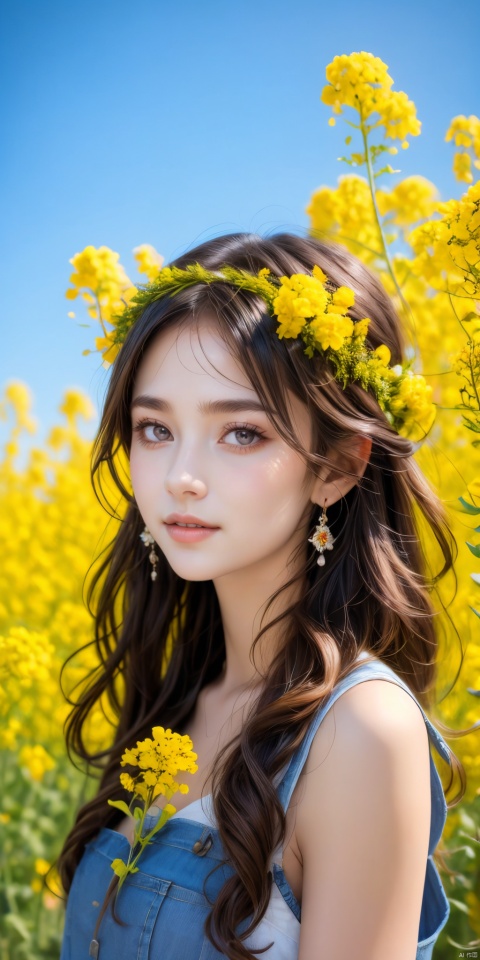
[130,395,272,416]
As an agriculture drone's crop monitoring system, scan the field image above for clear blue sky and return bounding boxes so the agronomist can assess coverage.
[1,0,478,444]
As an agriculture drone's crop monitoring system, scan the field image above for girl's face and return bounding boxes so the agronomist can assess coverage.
[129,314,316,583]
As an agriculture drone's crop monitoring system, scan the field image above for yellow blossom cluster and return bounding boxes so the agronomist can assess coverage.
[119,726,198,803]
[306,175,383,266]
[321,51,421,144]
[388,371,436,440]
[273,266,356,348]
[65,244,155,366]
[446,114,480,184]
[0,383,122,762]
[376,176,438,228]
[409,180,480,298]
[134,243,164,280]
[19,744,56,782]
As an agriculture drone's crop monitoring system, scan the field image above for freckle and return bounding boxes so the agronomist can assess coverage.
[92,900,99,907]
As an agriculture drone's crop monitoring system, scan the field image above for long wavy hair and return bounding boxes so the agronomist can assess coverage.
[57,232,466,960]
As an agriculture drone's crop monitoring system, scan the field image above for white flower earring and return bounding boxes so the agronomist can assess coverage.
[140,526,159,581]
[308,500,335,566]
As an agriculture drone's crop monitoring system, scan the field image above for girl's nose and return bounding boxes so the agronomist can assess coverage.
[164,466,207,500]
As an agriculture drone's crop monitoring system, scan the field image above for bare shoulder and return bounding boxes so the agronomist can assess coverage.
[299,676,430,774]
[295,677,431,960]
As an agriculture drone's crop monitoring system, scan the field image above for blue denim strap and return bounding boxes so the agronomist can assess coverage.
[276,659,452,818]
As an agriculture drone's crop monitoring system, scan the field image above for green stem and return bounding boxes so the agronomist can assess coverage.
[467,346,480,414]
[359,115,419,353]
[93,291,108,339]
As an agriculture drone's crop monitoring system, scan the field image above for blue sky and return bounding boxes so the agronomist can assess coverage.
[1,0,478,445]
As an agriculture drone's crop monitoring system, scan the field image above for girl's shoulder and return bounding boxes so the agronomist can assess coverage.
[289,663,439,958]
[299,660,432,807]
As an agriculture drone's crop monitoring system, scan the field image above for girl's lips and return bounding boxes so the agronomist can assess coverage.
[164,523,220,543]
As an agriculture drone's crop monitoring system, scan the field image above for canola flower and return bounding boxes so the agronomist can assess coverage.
[376,175,438,229]
[321,52,421,144]
[107,727,198,890]
[410,181,480,300]
[446,114,480,184]
[66,242,164,366]
[304,51,480,941]
[133,243,164,280]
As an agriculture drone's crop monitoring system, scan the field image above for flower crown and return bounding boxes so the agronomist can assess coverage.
[108,262,435,443]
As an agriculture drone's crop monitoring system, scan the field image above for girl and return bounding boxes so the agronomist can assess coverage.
[58,232,463,960]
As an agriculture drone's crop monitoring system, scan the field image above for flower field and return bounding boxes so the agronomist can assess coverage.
[1,52,479,958]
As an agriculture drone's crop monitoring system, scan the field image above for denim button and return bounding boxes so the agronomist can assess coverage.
[192,834,213,856]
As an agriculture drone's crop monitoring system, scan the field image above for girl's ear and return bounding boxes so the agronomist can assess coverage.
[310,436,372,509]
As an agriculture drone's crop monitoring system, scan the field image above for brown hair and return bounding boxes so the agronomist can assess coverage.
[57,232,466,959]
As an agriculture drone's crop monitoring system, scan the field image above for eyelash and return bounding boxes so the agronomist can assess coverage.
[132,418,267,454]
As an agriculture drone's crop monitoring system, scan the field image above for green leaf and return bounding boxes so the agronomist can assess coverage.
[107,800,132,817]
[458,496,480,514]
[448,897,470,916]
[4,914,31,940]
[133,806,144,820]
[466,542,480,558]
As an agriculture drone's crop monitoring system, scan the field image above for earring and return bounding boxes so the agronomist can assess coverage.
[140,526,158,581]
[308,500,334,566]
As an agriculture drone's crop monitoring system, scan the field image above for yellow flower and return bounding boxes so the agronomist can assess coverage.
[375,89,421,141]
[329,285,355,311]
[35,858,51,876]
[306,175,382,267]
[377,176,438,227]
[65,244,137,363]
[108,726,198,894]
[119,772,136,792]
[273,273,329,339]
[454,151,474,184]
[95,332,121,366]
[446,114,480,183]
[390,373,436,441]
[118,725,198,801]
[59,390,96,424]
[309,313,354,351]
[321,52,420,146]
[353,318,371,337]
[19,744,55,782]
[321,51,393,119]
[133,244,164,281]
[374,344,391,365]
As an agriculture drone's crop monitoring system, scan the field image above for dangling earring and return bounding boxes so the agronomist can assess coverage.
[308,500,334,566]
[140,526,158,581]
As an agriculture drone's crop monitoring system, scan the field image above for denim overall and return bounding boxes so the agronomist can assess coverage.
[60,658,452,960]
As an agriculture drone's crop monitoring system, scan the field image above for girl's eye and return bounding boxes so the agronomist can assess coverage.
[134,421,171,444]
[221,425,266,450]
[132,419,266,452]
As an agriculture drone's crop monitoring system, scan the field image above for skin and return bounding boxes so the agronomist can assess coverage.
[127,313,431,959]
